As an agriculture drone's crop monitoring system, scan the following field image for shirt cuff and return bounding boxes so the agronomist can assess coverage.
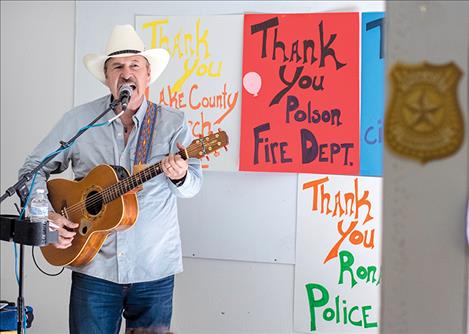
[170,173,187,187]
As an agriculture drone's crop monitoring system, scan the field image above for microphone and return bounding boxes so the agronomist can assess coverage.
[118,83,133,110]
[107,84,133,123]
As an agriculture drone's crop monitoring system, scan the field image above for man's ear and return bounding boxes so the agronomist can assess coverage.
[146,60,151,79]
[103,59,110,80]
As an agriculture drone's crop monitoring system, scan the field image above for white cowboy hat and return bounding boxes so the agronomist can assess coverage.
[83,24,170,85]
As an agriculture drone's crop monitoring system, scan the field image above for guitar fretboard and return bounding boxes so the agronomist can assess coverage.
[102,149,188,203]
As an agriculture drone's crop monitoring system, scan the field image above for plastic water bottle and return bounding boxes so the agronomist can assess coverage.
[29,188,49,223]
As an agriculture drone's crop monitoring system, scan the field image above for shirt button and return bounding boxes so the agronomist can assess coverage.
[117,133,122,137]
[118,252,124,257]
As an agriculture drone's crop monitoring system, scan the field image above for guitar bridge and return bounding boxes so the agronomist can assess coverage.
[59,199,70,220]
[62,208,69,220]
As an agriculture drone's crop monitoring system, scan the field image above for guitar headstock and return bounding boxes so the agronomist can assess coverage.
[186,130,229,159]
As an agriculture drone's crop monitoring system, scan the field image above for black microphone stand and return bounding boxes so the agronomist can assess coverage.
[0,99,120,334]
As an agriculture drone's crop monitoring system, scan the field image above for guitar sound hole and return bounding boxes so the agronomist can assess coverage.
[85,191,103,216]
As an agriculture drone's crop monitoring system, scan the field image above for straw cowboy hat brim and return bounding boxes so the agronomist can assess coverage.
[83,25,170,85]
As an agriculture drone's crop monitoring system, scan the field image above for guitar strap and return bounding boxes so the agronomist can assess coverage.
[134,101,159,165]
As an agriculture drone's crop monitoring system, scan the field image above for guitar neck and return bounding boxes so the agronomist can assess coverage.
[100,130,228,204]
[103,148,188,203]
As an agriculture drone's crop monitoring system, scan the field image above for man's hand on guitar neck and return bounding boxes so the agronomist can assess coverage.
[48,212,79,249]
[161,143,188,183]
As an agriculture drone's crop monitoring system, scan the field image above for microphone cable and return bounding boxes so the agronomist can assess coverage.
[31,246,64,276]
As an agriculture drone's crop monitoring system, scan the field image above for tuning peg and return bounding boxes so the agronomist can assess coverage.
[224,146,228,151]
[205,155,210,161]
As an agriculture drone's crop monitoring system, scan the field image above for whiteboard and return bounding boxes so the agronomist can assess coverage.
[75,1,385,264]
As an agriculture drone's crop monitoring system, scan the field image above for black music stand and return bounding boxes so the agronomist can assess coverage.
[0,215,58,333]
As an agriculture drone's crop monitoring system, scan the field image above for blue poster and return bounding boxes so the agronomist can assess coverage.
[360,12,385,176]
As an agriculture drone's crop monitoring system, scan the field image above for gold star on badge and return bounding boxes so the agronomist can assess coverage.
[402,86,443,133]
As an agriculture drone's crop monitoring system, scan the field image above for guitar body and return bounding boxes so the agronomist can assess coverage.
[39,130,228,267]
[41,164,138,267]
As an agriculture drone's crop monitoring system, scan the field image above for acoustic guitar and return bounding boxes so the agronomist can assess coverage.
[41,130,229,267]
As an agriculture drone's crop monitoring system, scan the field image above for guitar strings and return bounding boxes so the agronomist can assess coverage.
[64,136,223,215]
[64,159,165,215]
[61,139,221,217]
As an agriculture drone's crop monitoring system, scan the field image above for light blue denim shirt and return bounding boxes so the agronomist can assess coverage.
[19,95,202,284]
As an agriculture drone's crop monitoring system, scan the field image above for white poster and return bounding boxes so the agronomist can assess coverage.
[294,174,382,333]
[136,15,243,171]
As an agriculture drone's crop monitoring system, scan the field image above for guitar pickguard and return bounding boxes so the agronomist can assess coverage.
[79,218,93,236]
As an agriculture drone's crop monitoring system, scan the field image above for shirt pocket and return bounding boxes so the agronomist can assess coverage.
[73,143,115,177]
[134,143,170,201]
[147,143,169,164]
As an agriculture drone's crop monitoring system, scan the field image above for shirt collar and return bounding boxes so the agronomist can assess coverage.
[105,94,148,128]
[133,98,148,129]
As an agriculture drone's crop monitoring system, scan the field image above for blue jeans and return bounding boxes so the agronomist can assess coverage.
[69,271,174,334]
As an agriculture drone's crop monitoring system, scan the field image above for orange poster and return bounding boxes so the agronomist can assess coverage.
[240,13,360,174]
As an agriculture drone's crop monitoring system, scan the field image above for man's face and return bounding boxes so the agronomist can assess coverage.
[104,55,151,111]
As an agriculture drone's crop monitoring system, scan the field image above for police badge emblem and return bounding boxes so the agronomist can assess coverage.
[385,62,464,163]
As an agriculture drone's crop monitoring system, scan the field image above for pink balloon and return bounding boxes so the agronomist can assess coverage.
[243,72,262,96]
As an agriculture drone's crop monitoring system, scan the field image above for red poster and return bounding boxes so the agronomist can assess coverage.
[240,13,360,174]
